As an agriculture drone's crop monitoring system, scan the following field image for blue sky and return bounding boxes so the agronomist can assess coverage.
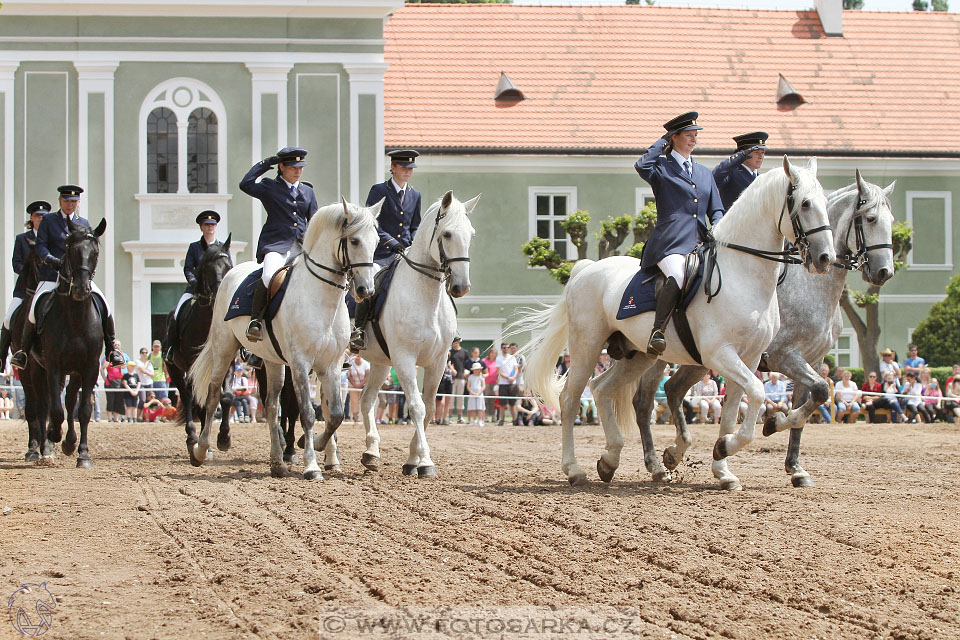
[512,0,946,12]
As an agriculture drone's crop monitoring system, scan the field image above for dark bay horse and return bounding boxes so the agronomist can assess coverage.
[8,237,43,460]
[162,235,234,460]
[20,219,107,467]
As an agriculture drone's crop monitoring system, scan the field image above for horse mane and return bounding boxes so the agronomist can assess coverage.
[711,168,789,243]
[421,195,475,240]
[301,200,377,252]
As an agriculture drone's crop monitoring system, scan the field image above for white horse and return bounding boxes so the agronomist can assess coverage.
[353,190,480,478]
[514,157,836,490]
[190,198,381,480]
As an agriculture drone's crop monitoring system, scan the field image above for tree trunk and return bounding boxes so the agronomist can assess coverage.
[600,228,630,258]
[839,284,882,374]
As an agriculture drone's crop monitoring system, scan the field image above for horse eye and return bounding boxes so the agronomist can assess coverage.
[443,232,452,239]
[801,198,811,208]
[350,238,359,246]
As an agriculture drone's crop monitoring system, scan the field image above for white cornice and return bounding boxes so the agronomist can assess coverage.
[0,50,384,65]
[1,0,405,19]
[0,36,385,47]
[877,294,947,304]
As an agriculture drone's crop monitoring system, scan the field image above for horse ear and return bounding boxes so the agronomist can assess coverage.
[441,190,454,210]
[369,197,386,220]
[93,218,107,237]
[782,155,799,185]
[883,180,897,197]
[222,232,232,253]
[340,196,352,223]
[806,156,818,176]
[463,193,482,214]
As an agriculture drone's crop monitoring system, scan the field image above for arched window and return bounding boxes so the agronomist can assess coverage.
[188,108,217,193]
[147,107,178,193]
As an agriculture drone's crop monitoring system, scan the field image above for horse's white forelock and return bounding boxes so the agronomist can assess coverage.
[827,180,893,254]
[712,168,790,243]
[301,200,377,253]
[423,195,475,238]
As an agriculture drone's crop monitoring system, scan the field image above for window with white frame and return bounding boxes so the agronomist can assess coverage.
[831,328,860,369]
[147,107,178,193]
[635,187,655,215]
[906,191,952,270]
[529,187,577,260]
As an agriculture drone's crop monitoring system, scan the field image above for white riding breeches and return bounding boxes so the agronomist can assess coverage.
[28,279,111,323]
[261,251,289,287]
[173,292,193,318]
[3,296,23,329]
[657,254,686,289]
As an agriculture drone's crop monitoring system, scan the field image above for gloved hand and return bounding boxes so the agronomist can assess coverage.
[45,255,62,270]
[392,243,405,254]
[742,145,763,158]
[661,128,681,142]
[265,155,280,166]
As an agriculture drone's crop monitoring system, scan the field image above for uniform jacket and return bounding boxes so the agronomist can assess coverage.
[12,229,36,295]
[635,138,724,271]
[240,160,319,262]
[183,237,222,294]
[712,150,757,209]
[366,180,421,262]
[36,210,90,282]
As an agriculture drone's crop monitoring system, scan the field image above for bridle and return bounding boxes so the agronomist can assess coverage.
[302,229,375,291]
[56,231,98,297]
[195,251,232,307]
[832,193,893,272]
[400,206,470,283]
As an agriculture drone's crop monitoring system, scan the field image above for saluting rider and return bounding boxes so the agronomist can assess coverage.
[349,149,422,351]
[164,210,222,360]
[11,185,125,369]
[0,201,50,366]
[635,112,724,356]
[239,146,319,342]
[712,131,768,209]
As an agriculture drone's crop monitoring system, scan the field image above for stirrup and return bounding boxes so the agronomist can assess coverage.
[646,329,666,356]
[246,354,263,370]
[246,319,263,342]
[10,350,27,370]
[348,327,366,354]
[107,350,125,367]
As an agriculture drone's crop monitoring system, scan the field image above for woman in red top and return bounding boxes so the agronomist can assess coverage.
[482,348,499,423]
[861,371,883,422]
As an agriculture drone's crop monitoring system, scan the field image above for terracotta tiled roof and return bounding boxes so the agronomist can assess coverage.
[384,5,960,155]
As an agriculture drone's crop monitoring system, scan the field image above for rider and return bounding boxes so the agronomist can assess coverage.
[240,147,319,343]
[0,201,50,366]
[10,185,125,370]
[164,210,222,361]
[712,131,768,208]
[349,149,422,352]
[635,112,724,356]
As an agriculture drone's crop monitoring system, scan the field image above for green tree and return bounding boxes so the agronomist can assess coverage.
[839,221,913,375]
[932,0,949,10]
[562,210,591,261]
[843,0,864,8]
[913,0,929,9]
[910,275,960,366]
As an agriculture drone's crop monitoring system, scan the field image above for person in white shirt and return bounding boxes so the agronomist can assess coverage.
[495,342,518,425]
[347,354,370,424]
[878,348,901,384]
[690,372,722,424]
[833,369,861,423]
[763,372,789,418]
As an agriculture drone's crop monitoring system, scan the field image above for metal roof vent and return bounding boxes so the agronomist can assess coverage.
[776,73,805,110]
[494,72,525,101]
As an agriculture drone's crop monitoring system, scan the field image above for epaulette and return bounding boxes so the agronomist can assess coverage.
[301,180,313,189]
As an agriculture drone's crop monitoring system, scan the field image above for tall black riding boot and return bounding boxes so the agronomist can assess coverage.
[102,313,125,366]
[246,280,268,342]
[646,276,682,356]
[349,301,369,354]
[163,311,179,362]
[0,324,12,365]
[10,320,35,370]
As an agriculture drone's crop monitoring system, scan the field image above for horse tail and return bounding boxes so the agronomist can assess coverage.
[189,339,217,408]
[612,370,642,437]
[511,298,569,410]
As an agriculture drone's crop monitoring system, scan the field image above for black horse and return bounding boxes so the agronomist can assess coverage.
[20,219,107,467]
[7,237,43,460]
[163,236,235,460]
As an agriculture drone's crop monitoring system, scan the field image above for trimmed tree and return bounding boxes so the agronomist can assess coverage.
[910,275,960,367]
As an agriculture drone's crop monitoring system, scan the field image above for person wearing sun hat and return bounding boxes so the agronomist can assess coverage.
[712,131,768,208]
[164,210,223,360]
[239,146,319,342]
[634,112,724,356]
[0,200,51,365]
[11,185,124,370]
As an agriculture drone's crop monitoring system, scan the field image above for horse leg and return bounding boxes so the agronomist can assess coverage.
[633,361,671,482]
[391,358,429,477]
[662,366,704,471]
[358,364,390,471]
[287,360,322,481]
[784,424,814,488]
[710,355,765,490]
[591,355,655,483]
[191,339,237,467]
[24,377,41,462]
[413,361,444,478]
[40,369,64,463]
[761,354,826,436]
[61,375,82,456]
[259,363,291,477]
[75,374,95,468]
[216,379,232,452]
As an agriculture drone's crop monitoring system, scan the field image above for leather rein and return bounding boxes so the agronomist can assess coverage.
[56,231,99,297]
[399,206,470,283]
[302,232,375,292]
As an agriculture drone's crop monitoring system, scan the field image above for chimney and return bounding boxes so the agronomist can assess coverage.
[815,0,843,37]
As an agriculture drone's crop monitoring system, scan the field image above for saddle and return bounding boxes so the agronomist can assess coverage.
[353,257,401,358]
[268,264,293,300]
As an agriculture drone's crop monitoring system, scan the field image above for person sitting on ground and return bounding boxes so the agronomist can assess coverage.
[160,396,178,422]
[141,391,164,423]
[920,378,943,423]
[0,387,12,420]
[900,371,924,423]
[833,369,862,423]
[763,372,790,420]
[944,378,960,424]
[515,388,538,426]
[536,400,557,426]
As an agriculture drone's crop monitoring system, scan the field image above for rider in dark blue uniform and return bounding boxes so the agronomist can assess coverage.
[349,149,422,351]
[635,112,724,355]
[0,201,50,366]
[11,185,125,369]
[164,210,222,360]
[712,132,768,209]
[239,146,319,341]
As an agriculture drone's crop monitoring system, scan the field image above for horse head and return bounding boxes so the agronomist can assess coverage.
[431,190,480,298]
[851,170,896,286]
[63,218,106,302]
[196,233,234,305]
[782,156,835,274]
[22,236,42,295]
[339,196,381,300]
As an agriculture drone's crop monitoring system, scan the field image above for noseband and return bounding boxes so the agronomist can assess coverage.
[778,182,831,266]
[401,207,470,283]
[57,232,98,297]
[303,231,375,291]
[833,195,893,272]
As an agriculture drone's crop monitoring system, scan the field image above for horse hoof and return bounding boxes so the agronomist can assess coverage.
[712,438,728,461]
[662,449,680,471]
[567,472,588,486]
[762,415,779,437]
[361,453,380,471]
[652,470,672,483]
[417,465,437,479]
[323,464,341,472]
[791,475,815,488]
[719,478,743,491]
[216,433,231,452]
[25,451,39,462]
[188,444,206,467]
[596,458,616,483]
[401,464,418,476]
[36,456,56,467]
[303,469,324,481]
[76,458,93,469]
[61,438,77,457]
[270,461,291,478]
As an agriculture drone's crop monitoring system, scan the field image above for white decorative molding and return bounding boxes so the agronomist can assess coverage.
[0,1,405,19]
[343,63,388,203]
[635,186,654,216]
[0,50,386,66]
[134,193,233,242]
[905,190,953,271]
[0,62,17,301]
[0,36,386,46]
[877,294,947,304]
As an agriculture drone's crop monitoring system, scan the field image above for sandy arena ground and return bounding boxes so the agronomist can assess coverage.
[1,417,958,640]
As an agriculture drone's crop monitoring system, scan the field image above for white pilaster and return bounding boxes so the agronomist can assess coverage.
[343,63,387,203]
[245,63,292,254]
[74,61,119,301]
[0,63,18,302]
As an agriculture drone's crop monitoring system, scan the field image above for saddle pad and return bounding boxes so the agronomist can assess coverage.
[350,257,401,322]
[224,268,290,322]
[616,259,704,320]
